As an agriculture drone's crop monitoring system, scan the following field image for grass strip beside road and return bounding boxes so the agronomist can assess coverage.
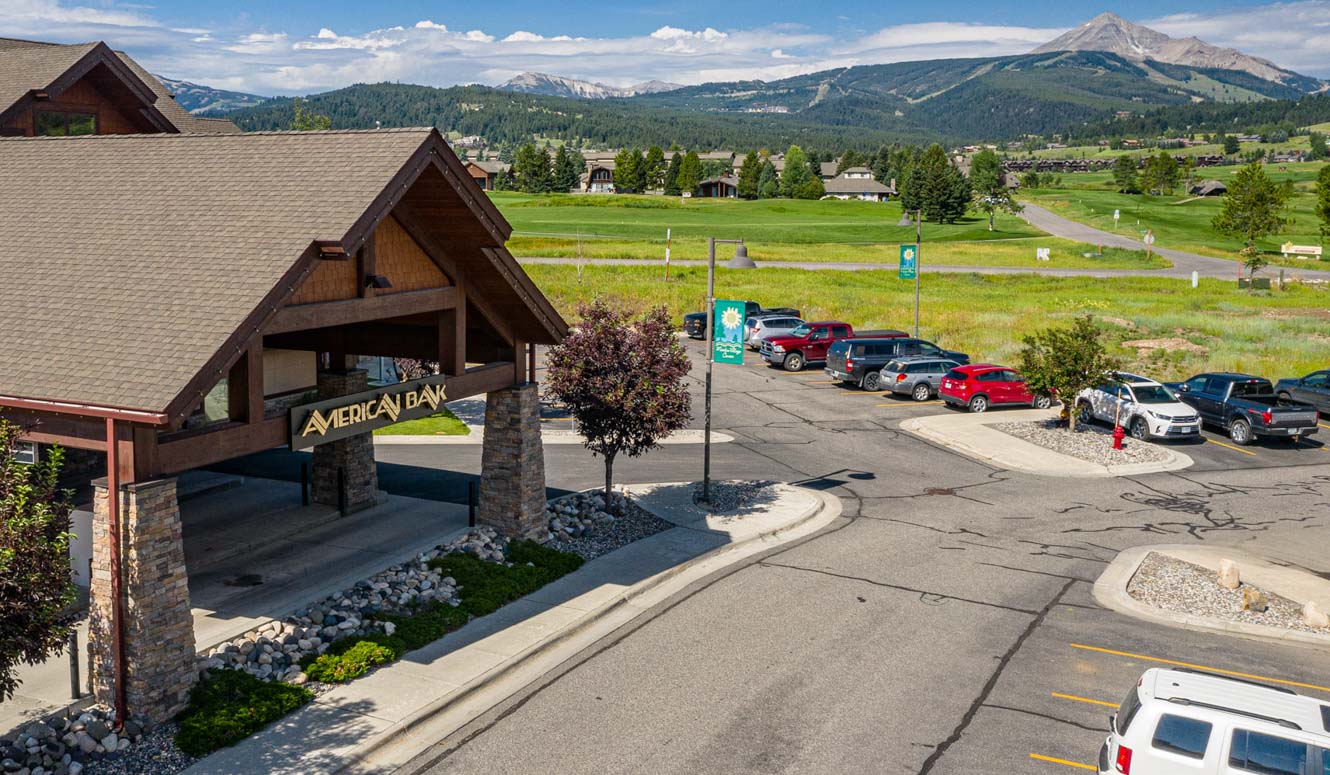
[528,264,1330,379]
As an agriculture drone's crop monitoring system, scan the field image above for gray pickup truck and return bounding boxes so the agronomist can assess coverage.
[1167,372,1320,446]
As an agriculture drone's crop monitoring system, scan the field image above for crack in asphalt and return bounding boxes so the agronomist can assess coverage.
[756,560,1044,616]
[982,703,1105,733]
[916,579,1077,774]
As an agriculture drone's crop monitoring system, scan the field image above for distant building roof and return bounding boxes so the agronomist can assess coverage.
[1190,179,1227,196]
[468,160,510,174]
[819,161,839,178]
[823,174,892,195]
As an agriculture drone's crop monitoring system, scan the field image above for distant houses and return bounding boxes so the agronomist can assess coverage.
[465,160,510,191]
[822,167,894,202]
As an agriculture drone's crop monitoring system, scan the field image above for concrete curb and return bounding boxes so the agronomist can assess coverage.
[901,409,1194,478]
[347,486,838,774]
[1094,544,1330,648]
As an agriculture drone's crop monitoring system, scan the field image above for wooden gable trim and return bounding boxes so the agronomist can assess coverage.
[0,43,175,133]
[265,286,458,334]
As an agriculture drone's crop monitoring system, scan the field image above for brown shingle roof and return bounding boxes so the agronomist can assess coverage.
[0,38,99,117]
[823,173,892,195]
[0,128,547,415]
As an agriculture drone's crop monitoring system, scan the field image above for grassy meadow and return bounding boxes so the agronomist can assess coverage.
[527,264,1330,380]
[1021,161,1328,267]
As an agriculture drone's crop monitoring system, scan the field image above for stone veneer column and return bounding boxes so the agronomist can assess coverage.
[311,368,379,514]
[478,383,547,537]
[88,477,196,722]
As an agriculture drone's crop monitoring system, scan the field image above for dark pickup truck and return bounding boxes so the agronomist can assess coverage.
[1275,370,1330,415]
[825,338,970,390]
[760,323,905,371]
[683,301,801,340]
[1167,372,1320,445]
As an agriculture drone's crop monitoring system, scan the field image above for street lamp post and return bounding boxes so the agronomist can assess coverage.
[702,237,755,504]
[898,208,922,337]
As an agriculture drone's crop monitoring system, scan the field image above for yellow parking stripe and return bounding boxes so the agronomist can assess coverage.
[805,380,840,385]
[1052,692,1118,708]
[1030,753,1096,770]
[1205,438,1257,456]
[1070,644,1330,694]
[1319,422,1330,430]
[876,401,943,408]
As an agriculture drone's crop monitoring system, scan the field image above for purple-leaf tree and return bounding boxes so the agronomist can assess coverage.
[544,300,692,505]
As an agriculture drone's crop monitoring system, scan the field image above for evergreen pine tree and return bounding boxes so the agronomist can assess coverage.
[779,145,814,198]
[757,160,779,199]
[675,151,704,195]
[737,153,762,200]
[663,152,683,196]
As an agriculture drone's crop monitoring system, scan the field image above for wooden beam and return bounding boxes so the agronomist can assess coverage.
[265,287,457,335]
[444,362,520,402]
[3,410,109,450]
[440,277,466,376]
[227,342,265,424]
[358,237,377,299]
[511,338,526,386]
[156,417,288,477]
[266,323,441,360]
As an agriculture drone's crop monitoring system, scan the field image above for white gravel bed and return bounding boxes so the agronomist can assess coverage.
[543,491,672,561]
[1127,552,1326,634]
[993,420,1174,466]
[691,480,778,513]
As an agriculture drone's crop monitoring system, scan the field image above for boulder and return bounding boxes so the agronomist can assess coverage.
[1217,559,1241,590]
[1241,587,1269,613]
[1303,601,1330,629]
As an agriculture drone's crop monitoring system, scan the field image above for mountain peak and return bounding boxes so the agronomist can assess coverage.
[1032,13,1314,88]
[496,72,682,100]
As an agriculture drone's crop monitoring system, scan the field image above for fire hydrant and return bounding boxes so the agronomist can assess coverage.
[1112,424,1126,450]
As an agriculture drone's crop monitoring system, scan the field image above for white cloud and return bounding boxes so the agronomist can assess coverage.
[3,0,1326,96]
[1144,1,1330,76]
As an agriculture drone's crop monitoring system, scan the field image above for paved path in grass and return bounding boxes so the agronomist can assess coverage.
[516,205,1330,281]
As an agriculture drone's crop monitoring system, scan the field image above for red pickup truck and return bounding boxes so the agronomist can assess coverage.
[759,322,903,371]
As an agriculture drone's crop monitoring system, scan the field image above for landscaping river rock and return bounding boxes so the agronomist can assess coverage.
[1128,552,1329,635]
[0,706,160,775]
[994,420,1174,466]
[544,490,672,560]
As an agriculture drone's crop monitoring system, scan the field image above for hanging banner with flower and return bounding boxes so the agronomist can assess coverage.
[712,299,746,365]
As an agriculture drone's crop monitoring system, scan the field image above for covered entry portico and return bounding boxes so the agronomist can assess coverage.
[0,128,566,723]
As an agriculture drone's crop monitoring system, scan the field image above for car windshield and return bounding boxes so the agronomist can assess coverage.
[1132,385,1177,404]
[789,324,811,337]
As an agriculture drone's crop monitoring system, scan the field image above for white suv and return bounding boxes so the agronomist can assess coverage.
[1099,667,1330,774]
[1077,373,1200,440]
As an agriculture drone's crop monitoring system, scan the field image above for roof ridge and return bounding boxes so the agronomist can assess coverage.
[0,36,97,48]
[0,127,437,142]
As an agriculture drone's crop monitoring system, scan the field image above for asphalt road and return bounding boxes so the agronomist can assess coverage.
[514,204,1330,281]
[381,342,1330,775]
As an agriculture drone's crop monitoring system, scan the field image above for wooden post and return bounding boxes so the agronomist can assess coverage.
[440,278,466,376]
[227,342,264,424]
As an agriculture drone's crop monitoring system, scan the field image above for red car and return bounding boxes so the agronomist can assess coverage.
[939,364,1054,413]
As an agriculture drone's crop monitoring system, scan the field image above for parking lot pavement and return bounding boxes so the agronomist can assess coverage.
[933,578,1330,774]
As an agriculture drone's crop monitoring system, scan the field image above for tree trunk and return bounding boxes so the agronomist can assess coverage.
[1067,400,1078,432]
[988,211,995,231]
[603,452,615,511]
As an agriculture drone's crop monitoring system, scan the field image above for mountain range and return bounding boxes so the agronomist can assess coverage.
[154,76,267,114]
[496,72,682,99]
[208,13,1330,148]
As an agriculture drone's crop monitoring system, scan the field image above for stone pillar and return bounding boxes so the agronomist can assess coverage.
[479,383,546,537]
[311,368,379,514]
[88,477,196,722]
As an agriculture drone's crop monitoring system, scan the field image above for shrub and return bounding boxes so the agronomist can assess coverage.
[175,669,312,757]
[300,635,405,684]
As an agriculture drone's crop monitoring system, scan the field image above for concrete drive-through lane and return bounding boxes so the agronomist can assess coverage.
[391,341,1330,775]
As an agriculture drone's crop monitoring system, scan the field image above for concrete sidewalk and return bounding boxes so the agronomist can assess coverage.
[185,482,840,775]
[0,477,467,737]
[902,408,1194,477]
[1096,544,1330,647]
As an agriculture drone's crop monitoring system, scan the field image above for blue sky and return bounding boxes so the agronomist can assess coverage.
[4,0,1328,94]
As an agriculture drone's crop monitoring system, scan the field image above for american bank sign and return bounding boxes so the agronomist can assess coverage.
[289,375,447,450]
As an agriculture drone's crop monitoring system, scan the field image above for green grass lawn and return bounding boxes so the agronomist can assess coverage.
[1021,161,1328,266]
[1023,137,1320,161]
[490,192,1170,269]
[527,264,1330,380]
[373,407,469,436]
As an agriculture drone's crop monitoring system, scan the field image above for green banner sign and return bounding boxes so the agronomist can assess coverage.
[899,244,918,280]
[712,299,746,364]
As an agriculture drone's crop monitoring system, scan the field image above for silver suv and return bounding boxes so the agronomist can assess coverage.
[746,315,804,350]
[876,357,961,399]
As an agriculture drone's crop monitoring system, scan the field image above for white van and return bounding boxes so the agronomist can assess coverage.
[1099,668,1330,774]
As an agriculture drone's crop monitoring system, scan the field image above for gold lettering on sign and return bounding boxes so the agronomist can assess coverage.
[298,381,447,440]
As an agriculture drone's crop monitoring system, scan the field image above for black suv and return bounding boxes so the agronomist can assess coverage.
[825,338,970,389]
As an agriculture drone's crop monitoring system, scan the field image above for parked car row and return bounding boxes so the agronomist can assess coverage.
[686,310,1325,444]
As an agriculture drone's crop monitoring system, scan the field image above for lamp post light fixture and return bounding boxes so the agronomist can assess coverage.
[898,208,922,337]
[702,236,753,504]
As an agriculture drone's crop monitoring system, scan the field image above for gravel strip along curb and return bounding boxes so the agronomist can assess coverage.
[1095,545,1330,647]
[993,421,1173,466]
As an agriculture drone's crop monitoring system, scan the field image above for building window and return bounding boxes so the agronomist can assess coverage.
[13,441,37,465]
[35,110,97,137]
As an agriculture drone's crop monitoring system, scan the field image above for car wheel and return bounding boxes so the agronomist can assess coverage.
[862,371,882,391]
[912,382,932,401]
[967,395,989,413]
[782,352,804,372]
[1076,402,1095,427]
[1229,418,1252,446]
[1130,417,1149,440]
[1032,395,1053,410]
[1277,391,1292,401]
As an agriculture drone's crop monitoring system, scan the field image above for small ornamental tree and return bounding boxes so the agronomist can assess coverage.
[544,301,692,504]
[969,149,1023,230]
[0,419,76,701]
[1017,316,1121,433]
